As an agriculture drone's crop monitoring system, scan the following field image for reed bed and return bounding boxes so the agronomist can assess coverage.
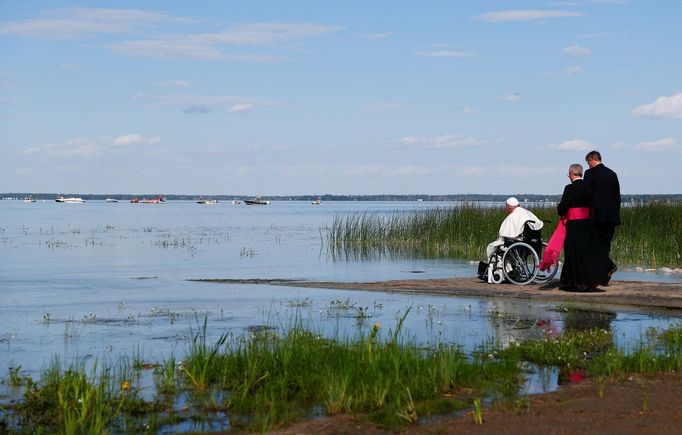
[325,202,682,268]
[5,318,682,433]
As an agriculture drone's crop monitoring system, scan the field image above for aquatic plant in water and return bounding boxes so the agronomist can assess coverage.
[5,319,682,432]
[326,203,682,268]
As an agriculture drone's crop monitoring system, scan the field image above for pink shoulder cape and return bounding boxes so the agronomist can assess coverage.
[538,207,590,271]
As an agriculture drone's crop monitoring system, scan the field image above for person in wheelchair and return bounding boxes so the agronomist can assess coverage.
[478,197,555,285]
[486,197,543,259]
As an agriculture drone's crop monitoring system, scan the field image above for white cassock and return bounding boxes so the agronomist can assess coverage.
[486,207,544,258]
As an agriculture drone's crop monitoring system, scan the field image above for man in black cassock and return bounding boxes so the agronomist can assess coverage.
[558,163,609,291]
[583,150,620,278]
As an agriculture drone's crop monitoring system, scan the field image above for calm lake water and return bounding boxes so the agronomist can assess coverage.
[2,200,681,387]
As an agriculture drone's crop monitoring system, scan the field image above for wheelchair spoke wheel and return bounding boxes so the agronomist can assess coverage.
[534,243,559,284]
[502,242,539,285]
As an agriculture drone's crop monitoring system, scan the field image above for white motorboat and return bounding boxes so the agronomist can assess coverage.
[105,198,118,203]
[56,196,85,203]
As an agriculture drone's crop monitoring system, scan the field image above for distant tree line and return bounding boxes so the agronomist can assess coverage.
[2,193,682,203]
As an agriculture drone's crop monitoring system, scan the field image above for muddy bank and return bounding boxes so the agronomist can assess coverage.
[190,278,682,311]
[274,374,682,434]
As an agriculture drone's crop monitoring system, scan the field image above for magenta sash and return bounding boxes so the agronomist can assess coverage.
[538,207,590,271]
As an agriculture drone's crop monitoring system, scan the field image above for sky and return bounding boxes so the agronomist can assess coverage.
[1,1,681,196]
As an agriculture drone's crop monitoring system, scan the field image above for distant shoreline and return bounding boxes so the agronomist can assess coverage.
[3,193,682,202]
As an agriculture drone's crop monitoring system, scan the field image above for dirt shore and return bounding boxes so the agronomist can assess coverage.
[192,277,682,311]
[275,374,682,434]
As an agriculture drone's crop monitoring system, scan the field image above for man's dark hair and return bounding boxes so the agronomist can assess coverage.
[585,150,602,162]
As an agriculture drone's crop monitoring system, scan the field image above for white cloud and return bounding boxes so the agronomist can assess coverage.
[112,22,340,60]
[342,164,432,177]
[0,7,174,39]
[113,134,160,145]
[0,8,339,62]
[474,10,584,22]
[24,134,160,157]
[461,106,476,115]
[204,22,341,46]
[415,50,474,58]
[158,80,194,88]
[228,103,254,113]
[135,93,276,114]
[578,32,611,39]
[396,134,486,149]
[499,93,522,101]
[549,65,585,76]
[111,39,287,62]
[548,139,592,151]
[633,138,678,151]
[563,45,591,56]
[632,93,682,119]
[450,165,562,177]
[359,32,393,40]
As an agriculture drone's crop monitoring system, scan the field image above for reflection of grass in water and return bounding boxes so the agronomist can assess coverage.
[7,318,682,433]
[326,203,682,267]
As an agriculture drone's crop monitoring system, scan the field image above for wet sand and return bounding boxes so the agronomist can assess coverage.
[191,278,682,311]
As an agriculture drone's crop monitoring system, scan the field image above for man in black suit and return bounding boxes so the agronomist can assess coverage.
[583,150,620,276]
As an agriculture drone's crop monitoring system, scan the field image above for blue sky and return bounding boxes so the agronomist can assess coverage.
[1,1,681,195]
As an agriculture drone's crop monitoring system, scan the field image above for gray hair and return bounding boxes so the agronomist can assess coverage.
[569,163,583,176]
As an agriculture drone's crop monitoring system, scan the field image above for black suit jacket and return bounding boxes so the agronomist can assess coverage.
[558,179,592,217]
[583,163,621,225]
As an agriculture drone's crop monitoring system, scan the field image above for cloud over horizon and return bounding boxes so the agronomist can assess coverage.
[632,93,682,119]
[395,134,486,149]
[474,10,584,22]
[24,134,160,157]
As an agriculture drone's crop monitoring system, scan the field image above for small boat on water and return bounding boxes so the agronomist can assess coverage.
[197,197,219,205]
[232,199,242,205]
[56,196,85,203]
[244,196,270,206]
[312,197,322,205]
[130,197,140,203]
[23,197,37,203]
[105,198,118,203]
[140,196,165,204]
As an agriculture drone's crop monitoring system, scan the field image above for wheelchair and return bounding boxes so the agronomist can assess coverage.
[478,221,559,286]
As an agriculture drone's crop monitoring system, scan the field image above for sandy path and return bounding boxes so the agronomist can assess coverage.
[191,278,682,311]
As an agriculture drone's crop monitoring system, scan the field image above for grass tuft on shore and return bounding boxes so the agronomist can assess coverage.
[5,319,682,432]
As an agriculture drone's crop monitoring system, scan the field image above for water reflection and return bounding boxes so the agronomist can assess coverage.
[563,308,616,333]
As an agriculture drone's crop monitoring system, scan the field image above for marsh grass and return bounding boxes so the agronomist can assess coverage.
[326,202,682,267]
[6,320,682,432]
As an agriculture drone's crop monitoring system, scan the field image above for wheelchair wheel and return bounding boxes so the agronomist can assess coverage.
[534,243,559,284]
[502,242,539,285]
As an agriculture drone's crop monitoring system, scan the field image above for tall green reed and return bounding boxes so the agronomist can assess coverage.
[326,202,682,267]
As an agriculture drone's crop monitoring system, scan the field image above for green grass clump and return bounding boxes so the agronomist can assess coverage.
[6,319,682,433]
[15,359,150,434]
[325,202,682,268]
[185,312,521,430]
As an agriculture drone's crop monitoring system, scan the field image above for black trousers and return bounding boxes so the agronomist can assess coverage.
[593,223,616,268]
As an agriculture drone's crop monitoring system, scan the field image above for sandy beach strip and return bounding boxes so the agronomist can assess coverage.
[189,278,682,311]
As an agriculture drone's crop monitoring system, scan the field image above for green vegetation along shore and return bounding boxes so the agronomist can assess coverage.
[326,203,682,268]
[3,314,682,433]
